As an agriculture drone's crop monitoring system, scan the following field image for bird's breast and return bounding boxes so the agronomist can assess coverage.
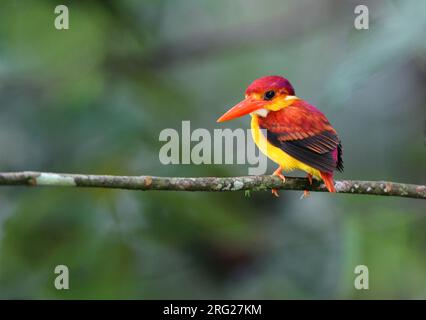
[250,115,321,177]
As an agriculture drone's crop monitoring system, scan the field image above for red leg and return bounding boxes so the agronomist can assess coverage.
[272,166,286,197]
[307,173,313,185]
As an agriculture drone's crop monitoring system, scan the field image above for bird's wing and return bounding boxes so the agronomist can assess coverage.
[258,100,343,173]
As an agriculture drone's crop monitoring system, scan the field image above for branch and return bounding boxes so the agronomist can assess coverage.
[0,172,424,199]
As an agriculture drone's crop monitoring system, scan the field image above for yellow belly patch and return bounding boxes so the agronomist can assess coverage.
[251,115,321,178]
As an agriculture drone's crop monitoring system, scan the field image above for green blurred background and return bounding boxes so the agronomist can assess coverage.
[0,0,425,299]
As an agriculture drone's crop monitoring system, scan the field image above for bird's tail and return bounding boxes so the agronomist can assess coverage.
[320,172,336,193]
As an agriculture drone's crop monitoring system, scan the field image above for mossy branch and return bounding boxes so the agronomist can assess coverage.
[0,172,424,199]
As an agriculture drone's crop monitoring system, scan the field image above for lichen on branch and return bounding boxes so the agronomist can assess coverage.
[0,171,424,199]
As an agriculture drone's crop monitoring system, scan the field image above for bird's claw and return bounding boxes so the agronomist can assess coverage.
[273,168,286,182]
[300,190,311,199]
[271,189,280,197]
[272,166,286,197]
[300,174,313,199]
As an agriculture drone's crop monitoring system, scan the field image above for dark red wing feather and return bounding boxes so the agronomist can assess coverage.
[258,100,343,173]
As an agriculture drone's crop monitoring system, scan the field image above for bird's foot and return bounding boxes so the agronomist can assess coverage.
[273,166,286,181]
[301,173,313,199]
[272,189,280,197]
[272,166,286,197]
[300,190,311,199]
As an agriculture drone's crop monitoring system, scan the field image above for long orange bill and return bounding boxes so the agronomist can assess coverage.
[217,99,267,122]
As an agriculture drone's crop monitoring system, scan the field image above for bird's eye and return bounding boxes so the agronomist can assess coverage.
[263,90,275,100]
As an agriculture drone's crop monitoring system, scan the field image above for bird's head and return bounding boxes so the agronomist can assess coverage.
[217,75,296,122]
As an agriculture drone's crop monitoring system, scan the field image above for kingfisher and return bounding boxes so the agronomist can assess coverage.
[217,75,343,197]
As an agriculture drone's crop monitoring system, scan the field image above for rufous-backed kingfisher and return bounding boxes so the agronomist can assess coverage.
[217,75,343,197]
